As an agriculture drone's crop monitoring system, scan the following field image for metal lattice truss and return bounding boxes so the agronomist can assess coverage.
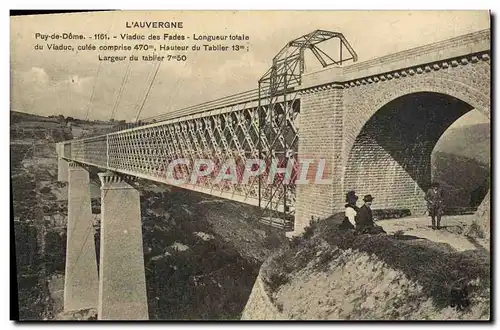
[258,30,357,220]
[259,30,358,94]
[62,93,300,218]
[61,30,357,231]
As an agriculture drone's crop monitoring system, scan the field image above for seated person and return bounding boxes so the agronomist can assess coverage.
[339,190,358,230]
[355,194,386,235]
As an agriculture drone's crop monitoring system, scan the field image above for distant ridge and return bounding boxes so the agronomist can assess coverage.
[435,123,490,165]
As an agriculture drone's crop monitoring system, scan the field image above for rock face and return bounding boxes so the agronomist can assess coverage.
[242,214,491,321]
[11,112,287,320]
[54,308,97,320]
[11,116,71,320]
[243,247,490,320]
[240,275,286,320]
[474,191,490,239]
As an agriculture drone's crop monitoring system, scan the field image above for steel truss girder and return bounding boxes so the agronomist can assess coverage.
[64,95,300,217]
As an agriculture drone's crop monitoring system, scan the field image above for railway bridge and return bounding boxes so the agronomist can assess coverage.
[56,29,490,319]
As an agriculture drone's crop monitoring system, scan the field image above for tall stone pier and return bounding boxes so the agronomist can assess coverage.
[56,142,68,182]
[97,172,149,320]
[64,162,99,311]
[293,81,345,236]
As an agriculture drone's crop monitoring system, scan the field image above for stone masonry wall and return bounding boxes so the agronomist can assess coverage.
[341,54,490,214]
[343,91,473,214]
[342,53,491,175]
[474,190,491,240]
[293,86,344,234]
[343,133,428,213]
[294,50,490,230]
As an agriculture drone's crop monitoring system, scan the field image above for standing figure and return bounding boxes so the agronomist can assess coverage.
[356,195,386,235]
[339,190,358,230]
[425,182,444,230]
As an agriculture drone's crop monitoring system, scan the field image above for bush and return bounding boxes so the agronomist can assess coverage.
[466,221,485,239]
[40,187,51,194]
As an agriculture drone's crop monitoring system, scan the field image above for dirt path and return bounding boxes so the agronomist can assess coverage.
[377,215,489,252]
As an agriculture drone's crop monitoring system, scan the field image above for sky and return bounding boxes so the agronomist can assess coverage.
[10,10,490,123]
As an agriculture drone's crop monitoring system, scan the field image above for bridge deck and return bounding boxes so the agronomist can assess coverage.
[60,90,301,215]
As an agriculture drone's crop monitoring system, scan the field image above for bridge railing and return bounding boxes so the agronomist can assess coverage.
[142,87,269,122]
[77,86,278,140]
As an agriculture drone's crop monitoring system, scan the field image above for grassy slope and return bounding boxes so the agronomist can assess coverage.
[260,214,490,320]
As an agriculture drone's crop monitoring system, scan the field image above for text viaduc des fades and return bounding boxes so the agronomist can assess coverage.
[119,33,250,41]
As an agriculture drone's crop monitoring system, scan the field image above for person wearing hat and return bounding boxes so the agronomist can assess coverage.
[339,190,359,230]
[425,182,444,230]
[355,194,375,230]
[355,194,386,234]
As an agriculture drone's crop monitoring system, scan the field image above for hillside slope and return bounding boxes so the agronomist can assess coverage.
[431,123,490,211]
[432,152,489,209]
[11,116,71,320]
[243,214,490,320]
[434,123,490,164]
[11,111,286,320]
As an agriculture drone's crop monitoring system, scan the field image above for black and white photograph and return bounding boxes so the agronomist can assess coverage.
[9,10,491,321]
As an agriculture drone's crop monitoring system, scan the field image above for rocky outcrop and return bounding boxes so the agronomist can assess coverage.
[474,191,490,239]
[274,249,489,320]
[243,246,490,320]
[240,273,286,320]
[243,213,491,321]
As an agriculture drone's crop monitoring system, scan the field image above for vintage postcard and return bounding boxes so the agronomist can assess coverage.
[10,10,491,321]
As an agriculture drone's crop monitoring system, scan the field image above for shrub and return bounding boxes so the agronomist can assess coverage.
[466,221,485,239]
[40,187,51,194]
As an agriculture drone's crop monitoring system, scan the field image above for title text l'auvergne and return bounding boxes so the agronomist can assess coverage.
[125,21,184,29]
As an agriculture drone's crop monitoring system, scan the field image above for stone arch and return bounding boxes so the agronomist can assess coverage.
[343,74,490,169]
[341,72,490,213]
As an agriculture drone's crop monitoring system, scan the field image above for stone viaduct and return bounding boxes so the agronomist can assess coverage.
[56,29,490,319]
[296,29,490,231]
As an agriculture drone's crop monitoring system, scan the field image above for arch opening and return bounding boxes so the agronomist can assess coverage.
[432,110,490,214]
[343,92,489,215]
